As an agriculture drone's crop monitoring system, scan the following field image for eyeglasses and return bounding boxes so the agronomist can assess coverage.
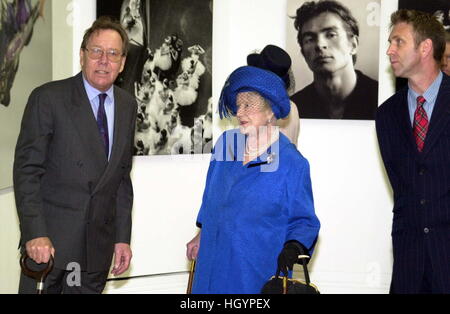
[84,47,124,63]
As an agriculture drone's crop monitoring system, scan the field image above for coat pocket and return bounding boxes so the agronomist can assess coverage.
[43,198,85,218]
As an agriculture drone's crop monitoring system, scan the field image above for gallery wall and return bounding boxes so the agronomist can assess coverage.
[107,0,398,293]
[1,0,401,293]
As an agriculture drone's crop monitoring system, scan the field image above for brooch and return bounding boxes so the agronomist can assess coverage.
[266,153,275,164]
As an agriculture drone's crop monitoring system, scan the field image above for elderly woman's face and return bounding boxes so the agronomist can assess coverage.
[236,92,273,135]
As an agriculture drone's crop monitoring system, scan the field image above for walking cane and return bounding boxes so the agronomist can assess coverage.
[186,259,196,294]
[20,252,54,294]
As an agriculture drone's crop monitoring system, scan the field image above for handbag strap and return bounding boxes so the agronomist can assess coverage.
[275,254,312,294]
[298,255,311,285]
[276,255,311,282]
[282,276,288,294]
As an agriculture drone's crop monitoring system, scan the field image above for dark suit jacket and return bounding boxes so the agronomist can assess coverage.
[376,73,450,293]
[13,72,137,272]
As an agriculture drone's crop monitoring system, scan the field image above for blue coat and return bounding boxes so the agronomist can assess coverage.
[192,130,320,294]
[376,73,450,293]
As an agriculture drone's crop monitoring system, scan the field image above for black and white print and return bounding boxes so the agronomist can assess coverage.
[286,0,380,120]
[97,0,213,155]
[0,0,50,189]
[399,0,450,29]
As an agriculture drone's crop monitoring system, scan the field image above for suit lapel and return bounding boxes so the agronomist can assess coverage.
[110,88,129,164]
[66,73,108,175]
[393,88,418,152]
[421,74,450,157]
[92,87,131,194]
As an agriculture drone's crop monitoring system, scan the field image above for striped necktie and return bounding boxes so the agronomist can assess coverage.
[97,93,109,157]
[413,95,428,152]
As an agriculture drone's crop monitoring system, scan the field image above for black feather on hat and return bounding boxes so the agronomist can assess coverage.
[247,44,292,89]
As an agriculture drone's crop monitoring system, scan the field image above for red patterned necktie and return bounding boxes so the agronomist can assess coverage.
[413,95,428,152]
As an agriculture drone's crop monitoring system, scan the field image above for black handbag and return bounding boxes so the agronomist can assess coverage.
[261,255,320,294]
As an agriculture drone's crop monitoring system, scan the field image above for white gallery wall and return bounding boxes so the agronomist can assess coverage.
[1,0,399,294]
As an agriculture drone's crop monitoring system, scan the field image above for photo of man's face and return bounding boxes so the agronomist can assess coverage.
[300,12,357,75]
[286,0,380,120]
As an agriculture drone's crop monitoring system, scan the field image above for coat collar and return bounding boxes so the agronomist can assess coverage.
[67,72,131,193]
[69,72,108,169]
[222,130,291,170]
[393,86,417,152]
[95,85,129,192]
[394,73,450,159]
[421,73,450,157]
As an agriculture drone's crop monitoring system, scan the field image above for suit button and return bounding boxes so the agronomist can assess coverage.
[420,199,427,205]
[424,227,429,234]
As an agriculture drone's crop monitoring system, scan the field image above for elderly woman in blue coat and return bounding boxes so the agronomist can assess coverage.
[186,66,320,294]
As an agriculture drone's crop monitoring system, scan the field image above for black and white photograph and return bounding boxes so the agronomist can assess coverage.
[286,0,380,120]
[396,0,450,90]
[97,0,213,155]
[399,0,450,29]
[0,0,46,107]
[0,0,50,189]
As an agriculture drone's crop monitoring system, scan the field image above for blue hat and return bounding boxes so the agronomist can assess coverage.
[218,66,290,119]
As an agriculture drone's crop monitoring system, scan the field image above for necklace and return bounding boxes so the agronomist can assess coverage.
[244,128,279,157]
[244,143,268,156]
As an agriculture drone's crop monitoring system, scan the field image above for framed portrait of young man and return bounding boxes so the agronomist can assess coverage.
[286,0,380,120]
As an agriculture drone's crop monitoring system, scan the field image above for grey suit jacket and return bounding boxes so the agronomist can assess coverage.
[13,72,137,272]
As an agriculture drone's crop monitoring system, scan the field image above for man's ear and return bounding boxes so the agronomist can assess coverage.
[80,49,84,68]
[119,56,127,73]
[350,35,359,56]
[419,38,433,59]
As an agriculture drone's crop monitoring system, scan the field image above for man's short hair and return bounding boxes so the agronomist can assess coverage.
[445,30,450,44]
[80,16,129,56]
[293,0,359,64]
[390,9,445,63]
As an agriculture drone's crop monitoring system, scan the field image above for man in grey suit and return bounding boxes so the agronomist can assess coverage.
[14,16,137,293]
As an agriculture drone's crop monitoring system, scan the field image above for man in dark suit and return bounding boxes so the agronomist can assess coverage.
[14,16,137,294]
[376,9,450,294]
